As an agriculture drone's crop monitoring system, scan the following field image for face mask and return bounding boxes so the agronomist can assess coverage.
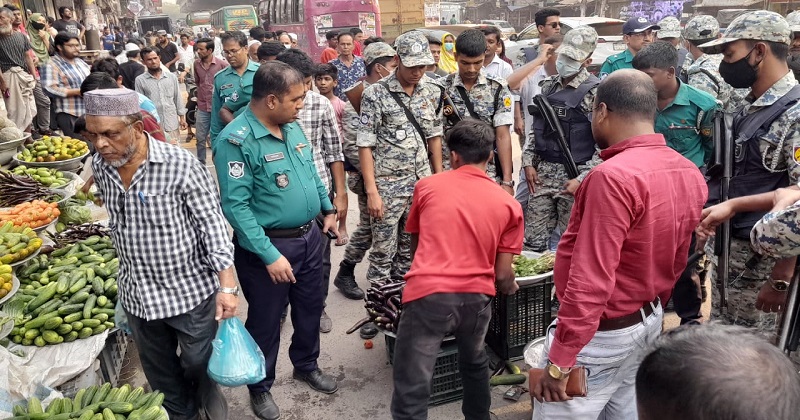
[719,47,761,89]
[31,21,45,30]
[444,42,454,52]
[283,44,291,49]
[556,55,582,78]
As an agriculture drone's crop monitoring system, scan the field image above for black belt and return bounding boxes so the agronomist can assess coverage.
[597,297,660,331]
[263,221,314,239]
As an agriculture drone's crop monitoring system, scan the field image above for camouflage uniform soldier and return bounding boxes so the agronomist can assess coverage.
[657,16,690,70]
[357,31,444,285]
[522,26,602,251]
[751,188,800,259]
[333,42,398,304]
[439,29,515,192]
[698,11,800,332]
[681,15,735,111]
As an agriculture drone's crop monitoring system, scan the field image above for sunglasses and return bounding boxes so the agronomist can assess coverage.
[546,22,561,28]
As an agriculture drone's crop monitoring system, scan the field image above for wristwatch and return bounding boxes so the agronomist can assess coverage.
[219,286,239,296]
[499,180,515,188]
[321,206,337,216]
[546,361,572,380]
[770,279,791,292]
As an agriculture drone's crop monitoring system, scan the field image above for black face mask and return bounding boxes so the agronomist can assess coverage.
[719,47,761,89]
[31,21,45,30]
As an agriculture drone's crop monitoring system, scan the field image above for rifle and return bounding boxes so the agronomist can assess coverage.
[712,109,731,313]
[530,94,579,179]
[779,266,800,354]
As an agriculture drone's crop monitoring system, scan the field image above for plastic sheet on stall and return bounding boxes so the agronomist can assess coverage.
[0,331,109,417]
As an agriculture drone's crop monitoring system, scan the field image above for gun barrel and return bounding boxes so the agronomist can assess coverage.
[532,94,580,179]
[779,268,800,353]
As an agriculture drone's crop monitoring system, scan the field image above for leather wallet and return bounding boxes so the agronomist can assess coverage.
[529,366,588,397]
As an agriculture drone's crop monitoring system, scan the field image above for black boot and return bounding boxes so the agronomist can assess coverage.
[333,261,364,300]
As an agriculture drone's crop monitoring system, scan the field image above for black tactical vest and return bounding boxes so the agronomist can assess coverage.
[532,75,600,165]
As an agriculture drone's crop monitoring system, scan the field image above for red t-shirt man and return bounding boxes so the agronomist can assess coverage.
[320,47,338,64]
[391,119,523,419]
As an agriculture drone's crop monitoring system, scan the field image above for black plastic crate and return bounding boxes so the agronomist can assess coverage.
[486,277,554,360]
[385,334,463,406]
[98,329,128,386]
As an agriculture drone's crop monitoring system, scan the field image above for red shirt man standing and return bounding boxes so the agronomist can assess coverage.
[533,69,707,419]
[390,119,523,420]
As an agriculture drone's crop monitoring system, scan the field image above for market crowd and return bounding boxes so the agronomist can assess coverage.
[5,4,800,420]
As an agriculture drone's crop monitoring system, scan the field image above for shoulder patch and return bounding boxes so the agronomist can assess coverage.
[503,96,512,108]
[360,114,370,125]
[228,161,245,179]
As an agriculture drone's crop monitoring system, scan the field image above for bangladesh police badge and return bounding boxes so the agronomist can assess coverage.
[228,161,244,179]
[231,90,240,102]
[276,173,289,188]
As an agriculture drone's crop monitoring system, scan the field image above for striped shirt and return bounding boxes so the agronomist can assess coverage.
[42,54,90,117]
[0,32,31,73]
[297,90,344,193]
[91,135,235,320]
[134,70,186,132]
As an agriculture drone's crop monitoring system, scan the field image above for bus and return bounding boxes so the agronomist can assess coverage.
[186,10,212,36]
[211,5,259,32]
[258,0,381,62]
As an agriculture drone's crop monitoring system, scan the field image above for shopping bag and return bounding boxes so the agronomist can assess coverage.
[207,317,266,386]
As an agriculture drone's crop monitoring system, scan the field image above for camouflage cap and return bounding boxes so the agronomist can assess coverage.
[787,10,800,33]
[657,16,682,39]
[363,42,396,66]
[394,30,434,67]
[699,11,791,54]
[556,26,598,62]
[683,15,720,41]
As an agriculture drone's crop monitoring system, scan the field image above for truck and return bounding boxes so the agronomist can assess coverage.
[137,14,173,34]
[380,0,425,40]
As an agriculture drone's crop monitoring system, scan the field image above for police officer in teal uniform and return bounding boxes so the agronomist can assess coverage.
[633,41,717,170]
[213,61,339,420]
[599,17,659,78]
[210,30,260,146]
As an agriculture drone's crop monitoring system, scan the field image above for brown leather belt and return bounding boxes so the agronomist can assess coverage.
[597,298,660,331]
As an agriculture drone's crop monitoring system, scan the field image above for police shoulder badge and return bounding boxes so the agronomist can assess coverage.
[503,96,512,108]
[276,173,290,188]
[228,161,244,179]
[794,146,800,164]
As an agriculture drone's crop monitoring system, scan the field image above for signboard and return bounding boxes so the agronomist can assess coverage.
[226,8,252,17]
[127,0,142,15]
[358,12,376,37]
[425,0,441,26]
[313,14,333,47]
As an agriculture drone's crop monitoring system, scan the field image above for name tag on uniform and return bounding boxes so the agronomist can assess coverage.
[220,83,234,90]
[264,152,285,162]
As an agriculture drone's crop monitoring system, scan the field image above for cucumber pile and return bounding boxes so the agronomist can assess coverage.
[9,384,167,420]
[6,236,119,346]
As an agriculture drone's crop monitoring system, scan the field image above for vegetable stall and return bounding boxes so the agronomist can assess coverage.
[0,124,169,419]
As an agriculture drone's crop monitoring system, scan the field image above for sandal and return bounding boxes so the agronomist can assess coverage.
[335,232,349,246]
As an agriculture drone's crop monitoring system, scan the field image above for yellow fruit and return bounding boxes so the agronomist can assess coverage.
[1,282,11,292]
[0,264,11,274]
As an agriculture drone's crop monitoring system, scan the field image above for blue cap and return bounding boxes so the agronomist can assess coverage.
[623,17,660,35]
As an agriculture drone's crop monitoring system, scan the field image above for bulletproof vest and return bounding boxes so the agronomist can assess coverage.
[707,85,800,239]
[532,75,599,164]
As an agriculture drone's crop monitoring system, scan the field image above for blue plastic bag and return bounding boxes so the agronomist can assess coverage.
[207,317,266,386]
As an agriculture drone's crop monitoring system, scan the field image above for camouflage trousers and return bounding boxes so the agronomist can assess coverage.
[709,237,779,336]
[365,191,413,284]
[342,172,372,266]
[441,142,498,180]
[524,161,574,252]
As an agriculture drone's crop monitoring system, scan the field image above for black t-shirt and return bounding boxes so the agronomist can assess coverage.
[120,61,144,90]
[156,42,179,72]
[52,19,84,37]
